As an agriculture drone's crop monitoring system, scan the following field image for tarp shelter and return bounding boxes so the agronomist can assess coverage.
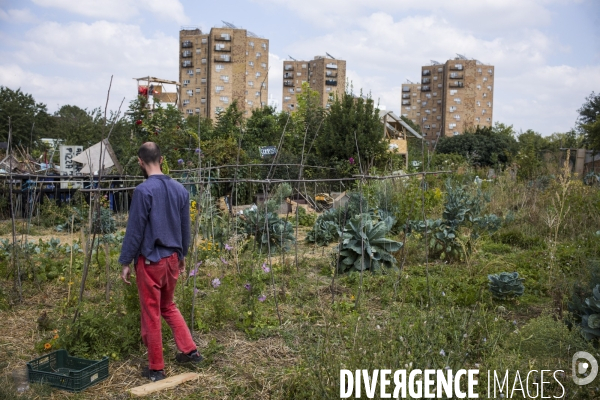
[380,111,423,168]
[72,139,123,175]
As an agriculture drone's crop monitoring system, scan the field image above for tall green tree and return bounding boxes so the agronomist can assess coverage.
[0,86,52,148]
[577,92,600,126]
[315,90,386,174]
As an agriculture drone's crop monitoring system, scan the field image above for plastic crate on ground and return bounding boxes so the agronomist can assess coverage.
[27,350,109,392]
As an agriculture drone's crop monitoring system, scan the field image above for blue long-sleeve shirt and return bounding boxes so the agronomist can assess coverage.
[118,174,190,265]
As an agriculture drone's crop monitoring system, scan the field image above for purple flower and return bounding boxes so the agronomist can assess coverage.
[439,349,446,357]
[194,288,199,296]
[261,263,270,273]
[258,294,266,302]
[244,283,251,291]
[220,257,229,265]
[211,278,221,288]
[349,157,355,165]
[178,159,184,165]
[189,268,198,277]
[225,243,232,251]
[196,261,202,268]
[195,148,201,154]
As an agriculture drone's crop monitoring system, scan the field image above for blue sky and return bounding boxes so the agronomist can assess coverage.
[1,0,598,136]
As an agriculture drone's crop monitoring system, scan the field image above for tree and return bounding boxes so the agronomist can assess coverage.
[212,101,243,141]
[577,92,600,126]
[492,122,515,138]
[48,105,104,148]
[0,86,52,148]
[243,105,282,159]
[315,90,386,173]
[436,126,518,167]
[581,116,600,151]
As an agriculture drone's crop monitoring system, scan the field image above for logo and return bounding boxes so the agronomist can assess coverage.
[572,351,598,385]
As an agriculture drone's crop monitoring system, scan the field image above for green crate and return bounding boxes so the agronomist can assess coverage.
[27,350,109,392]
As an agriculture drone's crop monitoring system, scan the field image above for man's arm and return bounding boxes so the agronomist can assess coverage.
[119,188,150,270]
[181,190,191,258]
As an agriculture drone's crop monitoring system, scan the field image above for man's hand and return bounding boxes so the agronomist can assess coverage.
[121,265,132,285]
[178,259,186,276]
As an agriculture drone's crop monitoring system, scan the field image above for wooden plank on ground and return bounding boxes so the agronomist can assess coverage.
[129,372,199,397]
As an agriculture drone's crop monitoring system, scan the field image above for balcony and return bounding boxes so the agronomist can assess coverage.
[422,78,430,84]
[326,71,337,78]
[326,63,338,69]
[422,70,431,76]
[284,72,293,79]
[402,100,410,105]
[215,33,231,41]
[182,41,193,48]
[214,55,231,62]
[402,94,410,99]
[325,79,337,86]
[182,61,193,67]
[421,85,431,91]
[182,50,192,58]
[402,86,410,92]
[449,73,463,79]
[449,81,464,88]
[283,81,294,87]
[284,65,294,71]
[214,44,231,52]
[450,64,463,70]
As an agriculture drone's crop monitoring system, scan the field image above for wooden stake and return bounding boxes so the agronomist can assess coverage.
[129,372,199,397]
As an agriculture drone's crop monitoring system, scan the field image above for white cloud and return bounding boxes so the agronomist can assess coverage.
[31,0,189,24]
[268,52,283,111]
[0,8,39,23]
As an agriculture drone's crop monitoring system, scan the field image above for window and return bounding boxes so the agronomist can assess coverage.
[454,98,461,104]
[201,38,207,44]
[186,89,193,96]
[201,58,207,64]
[215,86,224,93]
[297,72,301,76]
[433,92,437,97]
[477,101,481,107]
[454,64,463,70]
[186,109,193,114]
[255,91,260,97]
[477,68,482,73]
[476,84,481,90]
[249,41,254,47]
[424,125,430,129]
[486,118,491,122]
[453,131,460,136]
[183,99,190,105]
[196,49,201,54]
[216,107,223,113]
[249,61,254,67]
[215,43,225,50]
[220,96,229,103]
[438,84,442,88]
[256,72,261,77]
[221,75,229,82]
[289,88,294,93]
[195,108,200,113]
[482,109,487,115]
[487,85,492,91]
[454,114,461,121]
[302,63,307,68]
[487,102,492,107]
[476,117,480,123]
[248,100,253,106]
[425,109,431,114]
[426,93,431,99]
[438,67,443,73]
[261,63,267,68]
[195,88,201,93]
[405,106,411,111]
[449,123,456,129]
[437,100,442,104]
[195,68,201,73]
[437,116,441,120]
[326,87,331,92]
[248,81,254,87]
[422,69,431,75]
[220,33,230,40]
[216,64,224,71]
[187,69,194,75]
[433,76,438,81]
[262,43,267,50]
[284,96,291,102]
[449,106,456,112]
[201,78,207,83]
[422,101,427,106]
[412,106,417,110]
[432,108,437,112]
[488,69,493,74]
[256,52,261,57]
[201,98,206,103]
[295,87,300,91]
[483,93,487,98]
[432,124,437,128]
[483,77,488,82]
[183,79,190,85]
[288,104,295,110]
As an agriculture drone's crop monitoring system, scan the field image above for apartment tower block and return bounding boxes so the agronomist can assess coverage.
[179,23,269,120]
[402,56,494,142]
[282,55,346,112]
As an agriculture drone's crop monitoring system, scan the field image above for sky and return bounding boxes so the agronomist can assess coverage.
[0,0,599,136]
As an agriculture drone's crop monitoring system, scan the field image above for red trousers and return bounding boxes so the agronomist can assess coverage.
[135,253,196,370]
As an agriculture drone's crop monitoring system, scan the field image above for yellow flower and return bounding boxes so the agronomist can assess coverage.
[44,343,52,350]
[53,334,59,340]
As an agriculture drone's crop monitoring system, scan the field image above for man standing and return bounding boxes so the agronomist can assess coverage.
[119,142,202,382]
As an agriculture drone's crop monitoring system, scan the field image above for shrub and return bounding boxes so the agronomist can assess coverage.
[242,209,295,252]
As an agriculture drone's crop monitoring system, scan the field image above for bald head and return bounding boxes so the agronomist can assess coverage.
[138,142,161,164]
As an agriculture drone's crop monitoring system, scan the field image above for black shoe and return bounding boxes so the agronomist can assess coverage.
[175,350,203,364]
[141,367,166,382]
